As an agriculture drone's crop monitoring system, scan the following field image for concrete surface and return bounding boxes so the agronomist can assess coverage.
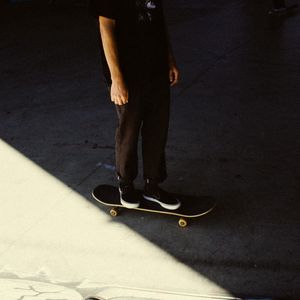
[0,0,299,299]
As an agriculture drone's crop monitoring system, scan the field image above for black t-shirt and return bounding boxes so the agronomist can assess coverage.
[89,0,169,85]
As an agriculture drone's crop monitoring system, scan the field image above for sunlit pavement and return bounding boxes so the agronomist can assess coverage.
[0,140,233,298]
[0,0,299,299]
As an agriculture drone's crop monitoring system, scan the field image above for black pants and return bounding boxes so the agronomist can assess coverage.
[109,77,170,185]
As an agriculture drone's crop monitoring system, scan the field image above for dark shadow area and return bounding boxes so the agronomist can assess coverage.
[0,0,299,298]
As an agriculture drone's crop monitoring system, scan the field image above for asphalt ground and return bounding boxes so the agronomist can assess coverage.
[0,0,299,299]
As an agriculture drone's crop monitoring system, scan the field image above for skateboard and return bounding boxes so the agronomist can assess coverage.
[92,185,216,228]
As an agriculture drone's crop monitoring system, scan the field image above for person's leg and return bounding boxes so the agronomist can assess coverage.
[110,82,144,208]
[140,78,180,210]
[270,0,299,16]
[269,0,288,15]
[141,78,170,183]
[273,0,286,9]
[115,83,143,185]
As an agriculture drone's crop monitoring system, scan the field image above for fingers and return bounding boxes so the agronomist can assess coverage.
[112,96,128,106]
[111,90,128,106]
[110,80,129,106]
[114,96,128,106]
[169,68,180,87]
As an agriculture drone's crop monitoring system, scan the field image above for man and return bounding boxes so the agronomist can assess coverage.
[269,0,287,14]
[90,0,180,210]
[269,0,299,15]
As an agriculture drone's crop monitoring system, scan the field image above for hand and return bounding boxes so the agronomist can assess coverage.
[110,77,129,106]
[169,62,180,87]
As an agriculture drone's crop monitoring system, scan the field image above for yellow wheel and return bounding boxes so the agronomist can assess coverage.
[178,218,188,228]
[110,208,119,217]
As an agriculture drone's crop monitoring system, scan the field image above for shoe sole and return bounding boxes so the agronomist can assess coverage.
[120,198,140,209]
[142,195,181,210]
[119,188,140,209]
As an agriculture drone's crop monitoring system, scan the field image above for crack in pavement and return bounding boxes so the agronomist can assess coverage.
[15,284,68,300]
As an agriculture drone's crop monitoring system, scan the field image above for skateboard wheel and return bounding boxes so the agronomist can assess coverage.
[178,218,188,228]
[110,208,119,217]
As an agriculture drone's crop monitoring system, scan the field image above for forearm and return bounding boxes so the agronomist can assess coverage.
[98,16,128,105]
[99,16,123,81]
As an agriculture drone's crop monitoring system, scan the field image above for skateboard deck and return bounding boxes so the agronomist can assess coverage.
[92,185,216,227]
